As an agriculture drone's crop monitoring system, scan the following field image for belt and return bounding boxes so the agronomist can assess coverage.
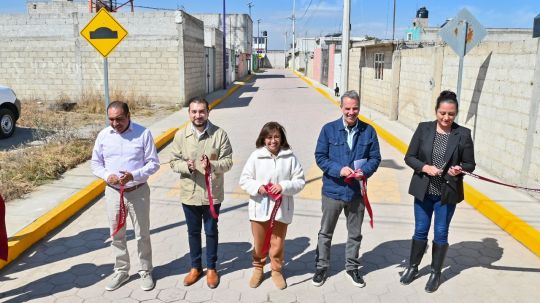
[108,183,146,193]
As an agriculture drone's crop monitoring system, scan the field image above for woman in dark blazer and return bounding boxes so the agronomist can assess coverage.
[401,90,475,293]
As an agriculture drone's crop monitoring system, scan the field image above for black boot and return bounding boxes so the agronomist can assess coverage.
[425,242,449,293]
[400,239,427,285]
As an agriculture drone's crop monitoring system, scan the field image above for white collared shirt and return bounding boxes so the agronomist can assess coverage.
[91,121,160,188]
[191,121,210,139]
[343,119,359,149]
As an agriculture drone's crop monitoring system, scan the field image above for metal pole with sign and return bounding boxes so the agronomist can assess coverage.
[439,8,486,104]
[455,21,468,102]
[80,8,128,125]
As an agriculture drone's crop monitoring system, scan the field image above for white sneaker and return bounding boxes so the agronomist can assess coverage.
[139,271,155,291]
[105,271,130,291]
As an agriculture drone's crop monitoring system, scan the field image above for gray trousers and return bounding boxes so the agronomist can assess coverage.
[105,183,152,274]
[316,194,365,271]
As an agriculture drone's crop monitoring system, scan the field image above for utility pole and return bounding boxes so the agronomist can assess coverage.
[257,19,261,69]
[247,2,254,18]
[284,31,288,68]
[223,0,227,88]
[392,0,396,40]
[340,0,351,92]
[291,0,296,71]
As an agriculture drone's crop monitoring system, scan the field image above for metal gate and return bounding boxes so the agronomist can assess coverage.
[321,47,329,86]
[205,47,215,94]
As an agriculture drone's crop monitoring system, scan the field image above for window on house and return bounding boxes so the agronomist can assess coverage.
[374,53,384,80]
[407,32,413,41]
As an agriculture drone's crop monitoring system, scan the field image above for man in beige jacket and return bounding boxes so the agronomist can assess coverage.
[170,96,233,289]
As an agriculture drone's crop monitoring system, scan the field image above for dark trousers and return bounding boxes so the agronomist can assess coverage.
[315,195,365,271]
[413,194,456,245]
[182,203,221,269]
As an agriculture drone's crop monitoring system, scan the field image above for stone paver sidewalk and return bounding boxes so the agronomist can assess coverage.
[1,69,539,303]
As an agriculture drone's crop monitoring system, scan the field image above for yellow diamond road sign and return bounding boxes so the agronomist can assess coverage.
[80,8,128,57]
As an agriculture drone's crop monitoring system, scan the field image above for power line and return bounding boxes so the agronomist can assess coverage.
[298,0,313,20]
[133,5,177,11]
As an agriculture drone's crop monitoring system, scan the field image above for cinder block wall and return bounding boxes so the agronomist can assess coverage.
[360,46,393,116]
[348,47,361,93]
[214,29,224,91]
[397,47,440,127]
[180,13,205,105]
[349,39,540,188]
[0,11,208,105]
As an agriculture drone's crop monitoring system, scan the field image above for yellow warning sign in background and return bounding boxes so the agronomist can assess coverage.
[80,8,128,57]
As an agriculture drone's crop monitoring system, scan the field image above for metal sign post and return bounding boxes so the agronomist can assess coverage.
[455,21,468,102]
[80,8,128,125]
[439,8,487,103]
[104,57,110,124]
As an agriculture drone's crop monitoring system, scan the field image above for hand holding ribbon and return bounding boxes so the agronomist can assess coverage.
[202,155,219,220]
[344,169,374,228]
[261,182,283,256]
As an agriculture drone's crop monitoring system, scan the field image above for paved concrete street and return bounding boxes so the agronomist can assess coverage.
[1,69,539,303]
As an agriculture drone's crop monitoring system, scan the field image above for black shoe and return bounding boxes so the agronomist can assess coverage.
[312,268,327,287]
[425,242,449,293]
[400,239,428,285]
[345,269,366,288]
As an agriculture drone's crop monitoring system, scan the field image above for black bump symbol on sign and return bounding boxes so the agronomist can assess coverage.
[90,27,118,39]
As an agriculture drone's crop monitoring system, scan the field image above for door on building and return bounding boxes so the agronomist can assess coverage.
[321,47,329,86]
[205,47,215,94]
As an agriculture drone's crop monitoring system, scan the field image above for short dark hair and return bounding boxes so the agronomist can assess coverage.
[255,122,291,150]
[108,101,129,115]
[188,96,209,111]
[436,90,459,112]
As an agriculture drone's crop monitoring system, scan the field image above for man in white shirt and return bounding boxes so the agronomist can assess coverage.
[91,101,160,291]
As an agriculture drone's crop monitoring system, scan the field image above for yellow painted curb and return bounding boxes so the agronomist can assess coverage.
[293,70,540,258]
[0,75,254,270]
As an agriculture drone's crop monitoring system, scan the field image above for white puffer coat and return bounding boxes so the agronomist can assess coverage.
[239,147,305,224]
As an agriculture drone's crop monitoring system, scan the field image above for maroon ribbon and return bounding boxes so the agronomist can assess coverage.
[111,185,127,237]
[463,171,540,193]
[203,155,219,219]
[261,182,283,256]
[0,193,8,261]
[345,170,374,228]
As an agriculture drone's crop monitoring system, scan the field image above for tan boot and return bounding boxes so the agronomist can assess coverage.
[249,267,264,288]
[271,270,287,290]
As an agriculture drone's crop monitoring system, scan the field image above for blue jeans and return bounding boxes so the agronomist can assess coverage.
[413,194,456,245]
[182,203,221,269]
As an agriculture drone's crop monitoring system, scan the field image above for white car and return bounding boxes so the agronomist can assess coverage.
[0,85,21,138]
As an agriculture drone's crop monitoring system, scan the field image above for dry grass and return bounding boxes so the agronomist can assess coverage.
[1,88,157,202]
[77,88,153,116]
[0,138,94,201]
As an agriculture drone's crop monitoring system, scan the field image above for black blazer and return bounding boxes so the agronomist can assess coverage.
[404,121,476,204]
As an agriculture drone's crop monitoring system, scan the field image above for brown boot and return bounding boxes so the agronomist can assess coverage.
[249,267,264,288]
[183,268,202,286]
[271,271,287,290]
[206,269,219,289]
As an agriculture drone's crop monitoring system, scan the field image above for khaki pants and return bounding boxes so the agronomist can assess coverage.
[251,220,288,272]
[105,184,152,274]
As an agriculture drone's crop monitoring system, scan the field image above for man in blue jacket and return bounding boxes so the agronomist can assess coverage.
[313,90,381,288]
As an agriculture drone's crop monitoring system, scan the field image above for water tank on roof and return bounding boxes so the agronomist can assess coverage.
[416,7,428,18]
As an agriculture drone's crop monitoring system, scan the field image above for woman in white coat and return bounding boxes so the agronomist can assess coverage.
[239,122,305,290]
